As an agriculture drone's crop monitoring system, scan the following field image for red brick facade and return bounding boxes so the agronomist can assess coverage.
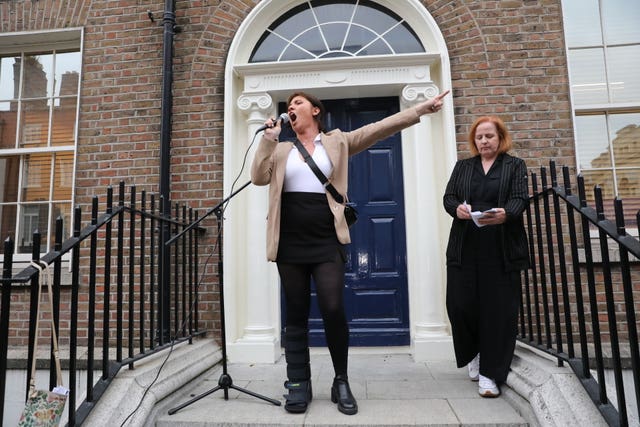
[1,0,576,340]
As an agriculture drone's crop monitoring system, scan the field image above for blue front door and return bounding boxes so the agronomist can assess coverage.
[281,97,410,347]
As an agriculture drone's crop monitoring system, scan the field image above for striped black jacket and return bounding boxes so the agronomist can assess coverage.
[443,153,530,272]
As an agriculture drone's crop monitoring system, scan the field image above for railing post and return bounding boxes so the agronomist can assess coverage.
[139,190,147,354]
[50,217,63,390]
[117,181,125,361]
[550,161,574,361]
[87,196,99,401]
[541,167,564,363]
[173,202,179,338]
[159,195,171,345]
[25,232,42,402]
[579,178,607,404]
[103,186,113,379]
[562,166,590,374]
[530,172,543,345]
[128,185,136,365]
[68,206,82,426]
[0,237,15,423]
[615,198,640,421]
[150,194,157,349]
[594,187,627,422]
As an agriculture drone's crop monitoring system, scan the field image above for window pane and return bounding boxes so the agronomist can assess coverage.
[0,56,18,101]
[53,51,81,98]
[251,33,289,63]
[608,45,640,104]
[616,169,640,198]
[51,202,71,246]
[357,38,392,56]
[36,53,54,99]
[0,103,17,148]
[21,55,51,99]
[17,203,48,253]
[353,4,399,35]
[562,0,602,48]
[0,204,17,253]
[575,115,611,169]
[321,23,350,52]
[51,97,76,146]
[602,0,640,45]
[271,7,315,40]
[615,169,640,226]
[386,25,424,54]
[19,99,49,147]
[568,48,608,105]
[281,43,316,61]
[609,113,640,167]
[53,152,74,200]
[313,2,355,24]
[344,26,377,54]
[291,26,325,57]
[581,169,615,201]
[22,154,52,201]
[0,156,19,202]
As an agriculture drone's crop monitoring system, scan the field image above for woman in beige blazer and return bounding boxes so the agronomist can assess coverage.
[251,90,448,415]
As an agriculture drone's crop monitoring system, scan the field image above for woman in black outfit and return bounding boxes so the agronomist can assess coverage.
[252,90,449,414]
[443,115,529,397]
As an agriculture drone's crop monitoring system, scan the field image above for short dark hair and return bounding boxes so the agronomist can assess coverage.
[467,116,513,156]
[287,91,326,133]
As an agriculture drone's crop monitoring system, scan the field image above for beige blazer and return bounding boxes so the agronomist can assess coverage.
[250,105,423,261]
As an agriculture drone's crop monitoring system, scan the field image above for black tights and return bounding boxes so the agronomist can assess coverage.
[278,259,349,376]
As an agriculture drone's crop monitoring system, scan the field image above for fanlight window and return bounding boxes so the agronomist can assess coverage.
[250,0,425,63]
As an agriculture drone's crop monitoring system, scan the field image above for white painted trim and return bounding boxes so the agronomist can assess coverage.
[0,28,83,52]
[223,0,457,364]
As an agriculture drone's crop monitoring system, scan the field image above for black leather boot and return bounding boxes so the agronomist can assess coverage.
[331,374,358,415]
[283,327,312,413]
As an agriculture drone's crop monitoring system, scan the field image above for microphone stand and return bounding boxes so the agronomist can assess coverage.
[168,180,281,415]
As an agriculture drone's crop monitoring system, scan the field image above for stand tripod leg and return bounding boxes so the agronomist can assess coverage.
[229,382,282,406]
[168,371,281,415]
[167,384,222,415]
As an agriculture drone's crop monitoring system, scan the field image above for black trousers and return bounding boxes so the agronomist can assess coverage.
[278,257,349,378]
[446,261,521,383]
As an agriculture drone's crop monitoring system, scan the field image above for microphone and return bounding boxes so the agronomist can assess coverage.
[255,112,290,133]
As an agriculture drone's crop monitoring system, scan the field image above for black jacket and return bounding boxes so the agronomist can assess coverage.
[443,153,530,271]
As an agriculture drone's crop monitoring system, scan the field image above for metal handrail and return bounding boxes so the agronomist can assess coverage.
[518,160,640,427]
[0,182,205,426]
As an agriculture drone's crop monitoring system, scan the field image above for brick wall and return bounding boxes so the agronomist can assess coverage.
[1,0,576,344]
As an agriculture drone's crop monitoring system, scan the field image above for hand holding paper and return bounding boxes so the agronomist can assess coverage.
[468,206,498,228]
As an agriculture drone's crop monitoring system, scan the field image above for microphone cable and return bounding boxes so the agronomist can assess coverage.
[119,131,262,426]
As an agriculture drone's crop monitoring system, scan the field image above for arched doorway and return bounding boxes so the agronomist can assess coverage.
[222,0,457,363]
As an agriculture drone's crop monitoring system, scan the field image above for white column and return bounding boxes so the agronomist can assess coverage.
[226,92,281,363]
[400,84,454,361]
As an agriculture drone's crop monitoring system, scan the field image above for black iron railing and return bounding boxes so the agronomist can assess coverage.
[0,182,205,426]
[520,160,640,427]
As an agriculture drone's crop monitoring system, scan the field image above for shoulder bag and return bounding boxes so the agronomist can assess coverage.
[18,261,69,427]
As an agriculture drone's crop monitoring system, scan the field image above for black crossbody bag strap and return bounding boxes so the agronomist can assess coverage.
[293,139,345,204]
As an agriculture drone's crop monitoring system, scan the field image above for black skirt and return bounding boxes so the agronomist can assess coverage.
[277,192,344,264]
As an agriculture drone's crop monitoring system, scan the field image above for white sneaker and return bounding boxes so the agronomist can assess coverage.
[467,354,479,381]
[478,374,500,397]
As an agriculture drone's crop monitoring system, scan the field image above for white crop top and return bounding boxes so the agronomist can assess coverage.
[283,137,333,193]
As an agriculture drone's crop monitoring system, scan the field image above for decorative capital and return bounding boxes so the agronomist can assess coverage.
[237,92,273,115]
[401,84,440,106]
